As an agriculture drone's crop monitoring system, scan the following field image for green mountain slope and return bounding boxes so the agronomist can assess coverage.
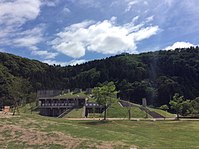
[1,46,199,106]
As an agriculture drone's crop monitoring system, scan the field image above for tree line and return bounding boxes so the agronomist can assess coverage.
[1,47,199,108]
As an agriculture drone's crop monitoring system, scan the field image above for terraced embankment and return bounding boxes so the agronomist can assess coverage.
[119,100,165,118]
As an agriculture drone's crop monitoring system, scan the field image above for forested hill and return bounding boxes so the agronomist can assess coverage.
[1,47,199,106]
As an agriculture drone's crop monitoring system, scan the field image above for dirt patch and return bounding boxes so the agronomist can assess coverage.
[0,125,81,148]
[0,114,132,148]
[0,124,128,149]
[0,112,19,118]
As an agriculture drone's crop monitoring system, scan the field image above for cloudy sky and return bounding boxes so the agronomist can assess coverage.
[0,0,199,66]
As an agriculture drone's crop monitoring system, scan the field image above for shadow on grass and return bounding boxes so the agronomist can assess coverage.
[78,120,112,125]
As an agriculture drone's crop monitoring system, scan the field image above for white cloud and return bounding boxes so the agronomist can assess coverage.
[31,50,58,59]
[63,7,71,14]
[71,0,100,8]
[125,0,139,12]
[146,16,154,23]
[0,0,43,46]
[13,36,42,49]
[54,42,85,58]
[132,16,139,23]
[12,26,59,59]
[52,17,159,58]
[0,0,59,60]
[42,0,60,7]
[133,26,159,41]
[0,0,42,27]
[124,0,149,12]
[164,0,175,7]
[15,26,43,45]
[164,42,197,50]
[43,59,86,66]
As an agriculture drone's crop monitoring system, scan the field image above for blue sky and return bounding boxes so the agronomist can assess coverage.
[0,0,199,66]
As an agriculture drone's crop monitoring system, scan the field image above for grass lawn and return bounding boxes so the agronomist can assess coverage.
[107,102,146,118]
[64,107,84,118]
[87,102,147,118]
[0,113,199,149]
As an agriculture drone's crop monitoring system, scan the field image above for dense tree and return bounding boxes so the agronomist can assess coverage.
[1,47,199,107]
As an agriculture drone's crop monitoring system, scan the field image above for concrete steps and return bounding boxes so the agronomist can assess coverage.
[119,100,165,118]
[57,108,74,118]
[140,106,165,118]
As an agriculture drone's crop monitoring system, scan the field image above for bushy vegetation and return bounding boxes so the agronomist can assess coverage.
[169,93,199,118]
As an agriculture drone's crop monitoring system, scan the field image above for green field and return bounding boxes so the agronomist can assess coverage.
[0,113,199,149]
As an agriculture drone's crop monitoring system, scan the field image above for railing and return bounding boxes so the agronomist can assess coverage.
[39,103,76,108]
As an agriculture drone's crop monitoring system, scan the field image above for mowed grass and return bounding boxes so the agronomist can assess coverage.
[1,113,199,149]
[88,102,147,118]
[45,120,199,148]
[107,102,146,118]
[64,107,84,118]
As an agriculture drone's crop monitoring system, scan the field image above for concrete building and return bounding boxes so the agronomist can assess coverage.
[37,90,104,118]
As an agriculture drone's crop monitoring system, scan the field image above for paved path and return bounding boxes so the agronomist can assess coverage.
[64,117,178,121]
[64,117,199,121]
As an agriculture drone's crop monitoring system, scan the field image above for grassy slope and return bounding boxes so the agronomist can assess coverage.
[1,113,199,149]
[64,108,84,118]
[149,108,176,118]
[86,101,147,118]
[18,101,175,119]
[107,102,146,118]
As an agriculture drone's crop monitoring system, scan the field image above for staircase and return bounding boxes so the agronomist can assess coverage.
[140,106,165,118]
[119,100,165,118]
[57,108,74,118]
[119,100,140,108]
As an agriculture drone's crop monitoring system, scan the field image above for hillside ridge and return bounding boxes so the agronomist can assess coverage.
[1,47,199,106]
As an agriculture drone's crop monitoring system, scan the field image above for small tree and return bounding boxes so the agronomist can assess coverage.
[160,104,169,120]
[92,81,118,120]
[169,93,191,119]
